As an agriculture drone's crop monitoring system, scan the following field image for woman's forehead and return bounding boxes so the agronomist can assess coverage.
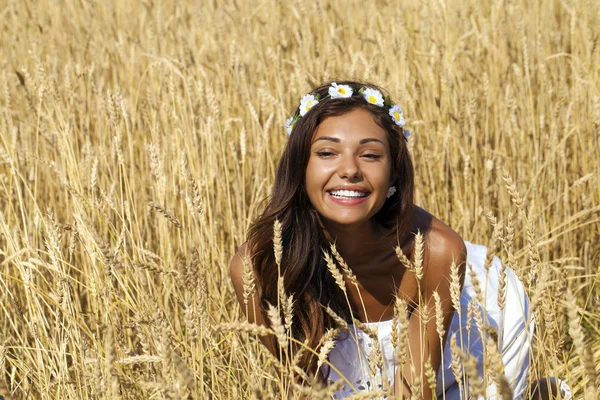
[312,108,388,145]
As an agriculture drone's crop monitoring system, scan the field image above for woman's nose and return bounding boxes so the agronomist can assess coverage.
[338,155,362,180]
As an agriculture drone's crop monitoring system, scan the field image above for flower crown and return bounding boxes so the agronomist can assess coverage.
[285,82,410,141]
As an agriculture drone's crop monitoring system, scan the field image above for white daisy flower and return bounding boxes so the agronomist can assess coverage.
[328,82,353,98]
[362,88,384,107]
[299,94,319,116]
[285,116,295,135]
[388,104,405,127]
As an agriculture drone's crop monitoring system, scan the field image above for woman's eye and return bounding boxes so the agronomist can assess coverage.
[363,154,382,160]
[316,151,334,158]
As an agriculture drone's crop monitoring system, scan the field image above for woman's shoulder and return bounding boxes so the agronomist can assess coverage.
[412,207,467,280]
[426,215,466,257]
[229,241,251,282]
[409,206,464,247]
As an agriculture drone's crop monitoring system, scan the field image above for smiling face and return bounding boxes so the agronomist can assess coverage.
[305,107,393,229]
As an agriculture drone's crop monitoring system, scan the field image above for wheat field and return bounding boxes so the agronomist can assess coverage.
[0,0,598,398]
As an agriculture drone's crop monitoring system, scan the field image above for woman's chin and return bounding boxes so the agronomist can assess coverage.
[320,214,373,229]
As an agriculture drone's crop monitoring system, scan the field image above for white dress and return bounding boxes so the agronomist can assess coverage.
[325,241,534,399]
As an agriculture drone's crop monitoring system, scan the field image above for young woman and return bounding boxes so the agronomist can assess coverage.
[229,81,537,399]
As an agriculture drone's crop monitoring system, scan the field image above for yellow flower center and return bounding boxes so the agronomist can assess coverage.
[393,111,400,120]
[338,88,346,95]
[368,95,377,104]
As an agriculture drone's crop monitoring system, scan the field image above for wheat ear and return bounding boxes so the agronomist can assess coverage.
[323,249,347,295]
[485,336,513,399]
[316,328,340,371]
[266,303,287,349]
[241,255,255,308]
[147,201,182,229]
[330,242,368,319]
[424,357,437,399]
[324,306,349,330]
[392,296,410,373]
[567,289,597,398]
[413,230,424,281]
[449,334,464,398]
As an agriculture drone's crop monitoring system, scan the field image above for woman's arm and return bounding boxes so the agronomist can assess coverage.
[395,226,467,399]
[229,242,277,355]
[230,244,314,400]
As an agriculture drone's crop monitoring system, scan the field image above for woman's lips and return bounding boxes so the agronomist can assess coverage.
[326,192,371,205]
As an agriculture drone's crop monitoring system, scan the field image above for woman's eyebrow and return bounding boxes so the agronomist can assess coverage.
[313,136,384,145]
[359,138,385,145]
[314,136,340,143]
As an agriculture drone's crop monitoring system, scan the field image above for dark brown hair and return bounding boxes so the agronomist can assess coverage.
[246,80,415,379]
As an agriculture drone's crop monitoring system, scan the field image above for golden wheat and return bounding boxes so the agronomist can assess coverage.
[0,0,598,398]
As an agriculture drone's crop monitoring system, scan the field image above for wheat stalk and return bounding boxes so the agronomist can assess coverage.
[566,289,597,397]
[273,219,283,270]
[1,1,599,398]
[323,306,349,330]
[329,242,370,322]
[323,249,347,295]
[463,352,484,398]
[424,358,437,400]
[450,260,462,316]
[409,365,423,400]
[393,297,411,390]
[264,304,287,352]
[433,291,445,340]
[483,209,501,270]
[330,242,358,284]
[484,337,513,399]
[148,201,182,229]
[449,334,464,398]
[502,169,524,211]
[413,230,424,281]
[316,328,339,371]
[104,323,121,400]
[215,322,274,337]
[395,245,414,272]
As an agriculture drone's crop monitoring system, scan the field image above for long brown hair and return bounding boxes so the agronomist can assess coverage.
[246,80,415,379]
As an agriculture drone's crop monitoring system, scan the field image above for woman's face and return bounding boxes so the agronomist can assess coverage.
[305,108,392,228]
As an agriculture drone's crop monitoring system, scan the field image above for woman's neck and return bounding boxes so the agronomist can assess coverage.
[321,219,390,265]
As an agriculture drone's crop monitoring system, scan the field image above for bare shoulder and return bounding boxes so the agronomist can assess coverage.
[229,242,250,278]
[229,241,262,322]
[421,214,467,288]
[410,206,466,262]
[229,241,254,313]
[425,217,466,263]
[228,241,274,351]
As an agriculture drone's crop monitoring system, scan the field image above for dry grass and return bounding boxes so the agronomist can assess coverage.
[0,0,599,398]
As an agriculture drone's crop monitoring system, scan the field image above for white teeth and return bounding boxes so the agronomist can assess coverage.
[329,190,369,198]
